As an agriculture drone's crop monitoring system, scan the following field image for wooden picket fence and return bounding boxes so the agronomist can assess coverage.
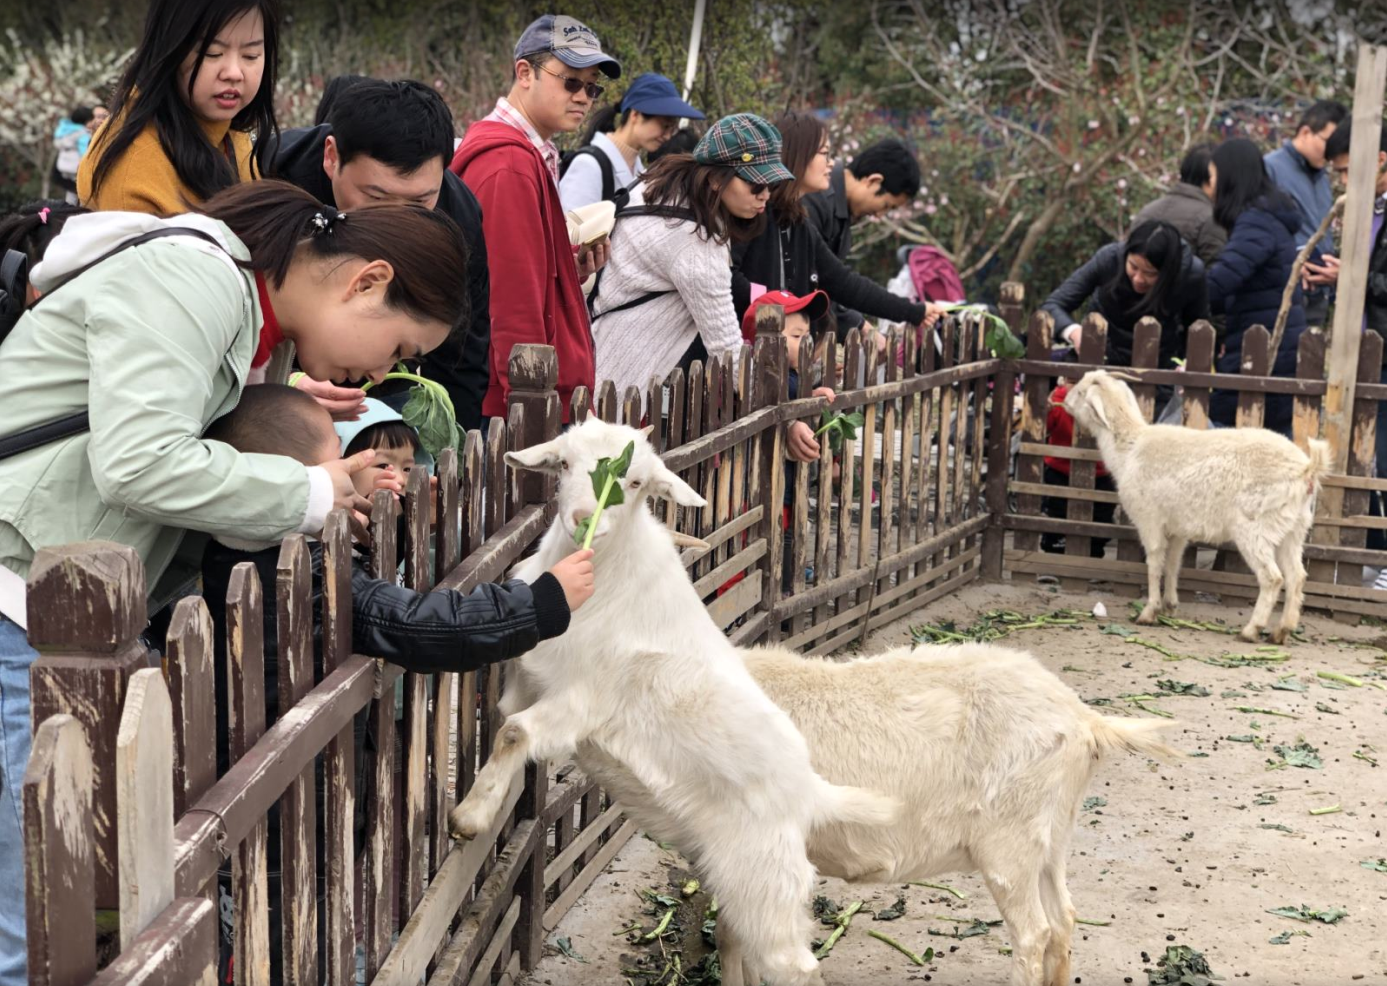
[23,302,1014,986]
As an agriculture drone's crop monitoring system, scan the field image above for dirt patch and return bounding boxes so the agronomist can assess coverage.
[525,580,1387,985]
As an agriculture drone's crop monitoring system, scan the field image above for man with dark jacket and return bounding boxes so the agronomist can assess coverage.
[451,15,620,421]
[803,139,921,338]
[1134,143,1227,266]
[271,79,493,432]
[1264,99,1348,327]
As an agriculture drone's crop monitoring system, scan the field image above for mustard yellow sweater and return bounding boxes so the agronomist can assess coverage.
[78,115,258,215]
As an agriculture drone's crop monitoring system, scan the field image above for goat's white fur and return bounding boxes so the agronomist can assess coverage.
[447,418,898,986]
[735,641,1179,986]
[1063,370,1331,643]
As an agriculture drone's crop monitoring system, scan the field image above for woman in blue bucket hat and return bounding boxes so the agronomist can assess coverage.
[560,72,705,211]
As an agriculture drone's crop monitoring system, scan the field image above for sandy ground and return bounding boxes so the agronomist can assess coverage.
[523,579,1387,986]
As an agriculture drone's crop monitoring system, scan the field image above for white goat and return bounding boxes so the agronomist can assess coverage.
[447,417,898,986]
[1062,370,1331,643]
[737,641,1178,986]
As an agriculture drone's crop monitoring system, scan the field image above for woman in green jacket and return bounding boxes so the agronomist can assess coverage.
[0,179,467,983]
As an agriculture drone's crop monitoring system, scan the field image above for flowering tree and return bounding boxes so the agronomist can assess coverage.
[0,29,129,199]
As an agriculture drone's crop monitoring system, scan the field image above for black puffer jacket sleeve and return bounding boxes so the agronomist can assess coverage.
[810,227,926,326]
[350,561,570,673]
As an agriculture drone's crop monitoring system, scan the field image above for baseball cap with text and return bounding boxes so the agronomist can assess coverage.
[514,14,622,79]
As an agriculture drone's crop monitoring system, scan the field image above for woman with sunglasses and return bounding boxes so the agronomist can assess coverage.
[592,113,790,402]
[731,110,945,351]
[559,73,705,211]
[450,13,621,423]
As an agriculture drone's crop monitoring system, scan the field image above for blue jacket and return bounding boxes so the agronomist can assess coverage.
[1264,140,1334,255]
[1207,198,1305,358]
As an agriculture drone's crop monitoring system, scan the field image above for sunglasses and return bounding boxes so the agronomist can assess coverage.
[742,177,771,195]
[538,64,605,100]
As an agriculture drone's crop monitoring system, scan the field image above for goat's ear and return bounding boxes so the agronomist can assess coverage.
[648,464,707,507]
[640,424,655,438]
[1086,389,1111,431]
[504,439,563,474]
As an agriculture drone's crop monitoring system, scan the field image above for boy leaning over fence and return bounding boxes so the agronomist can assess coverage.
[196,384,593,981]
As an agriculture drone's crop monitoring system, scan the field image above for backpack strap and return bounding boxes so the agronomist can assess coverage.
[0,227,233,462]
[587,205,701,322]
[560,145,617,202]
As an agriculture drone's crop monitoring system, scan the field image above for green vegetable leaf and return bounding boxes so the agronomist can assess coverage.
[1360,858,1387,873]
[573,440,635,549]
[941,304,1025,359]
[554,936,587,962]
[1145,944,1220,986]
[1082,796,1107,812]
[1265,904,1347,924]
[873,895,907,921]
[1271,738,1323,769]
[1156,679,1211,697]
[400,382,459,462]
[813,409,865,453]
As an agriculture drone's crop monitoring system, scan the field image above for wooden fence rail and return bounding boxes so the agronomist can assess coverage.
[24,290,1386,984]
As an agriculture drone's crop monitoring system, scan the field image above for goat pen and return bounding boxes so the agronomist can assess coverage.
[22,285,1387,985]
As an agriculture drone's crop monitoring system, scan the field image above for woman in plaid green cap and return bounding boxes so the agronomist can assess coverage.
[591,113,795,402]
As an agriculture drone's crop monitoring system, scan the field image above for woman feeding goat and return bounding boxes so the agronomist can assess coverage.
[1063,370,1329,644]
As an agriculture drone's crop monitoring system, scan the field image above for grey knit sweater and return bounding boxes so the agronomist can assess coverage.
[592,199,743,403]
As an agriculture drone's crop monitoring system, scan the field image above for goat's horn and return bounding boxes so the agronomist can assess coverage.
[1107,371,1142,383]
[669,531,712,552]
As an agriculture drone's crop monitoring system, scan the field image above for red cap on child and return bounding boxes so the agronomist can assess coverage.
[740,289,831,343]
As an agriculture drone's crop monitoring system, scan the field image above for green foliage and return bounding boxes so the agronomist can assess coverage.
[1265,904,1348,924]
[1145,944,1221,986]
[813,409,864,453]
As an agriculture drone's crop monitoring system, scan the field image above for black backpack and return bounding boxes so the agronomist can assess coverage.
[559,145,634,211]
[586,204,698,323]
[0,227,227,460]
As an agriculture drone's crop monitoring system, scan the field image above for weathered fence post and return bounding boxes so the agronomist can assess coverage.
[24,713,96,986]
[507,344,562,969]
[753,307,787,642]
[27,541,151,907]
[982,282,1023,578]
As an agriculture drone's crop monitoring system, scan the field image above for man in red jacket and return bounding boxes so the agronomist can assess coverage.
[451,14,620,423]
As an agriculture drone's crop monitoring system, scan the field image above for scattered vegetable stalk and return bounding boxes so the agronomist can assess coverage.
[574,440,635,549]
[907,881,967,900]
[1317,671,1364,688]
[1308,804,1342,815]
[1232,706,1300,719]
[813,900,863,959]
[640,905,676,942]
[866,929,932,966]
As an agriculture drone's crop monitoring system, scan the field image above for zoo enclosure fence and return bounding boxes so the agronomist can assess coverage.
[23,286,1385,985]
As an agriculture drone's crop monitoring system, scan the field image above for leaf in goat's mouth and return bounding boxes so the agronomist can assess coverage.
[573,441,636,549]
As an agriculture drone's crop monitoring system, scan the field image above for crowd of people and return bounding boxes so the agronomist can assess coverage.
[1,0,1386,982]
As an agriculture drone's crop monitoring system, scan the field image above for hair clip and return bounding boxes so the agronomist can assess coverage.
[37,207,50,225]
[310,210,348,235]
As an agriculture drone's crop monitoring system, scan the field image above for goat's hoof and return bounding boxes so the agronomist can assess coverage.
[1238,627,1261,643]
[1269,627,1292,645]
[448,803,486,840]
[1161,600,1178,614]
[1135,609,1158,626]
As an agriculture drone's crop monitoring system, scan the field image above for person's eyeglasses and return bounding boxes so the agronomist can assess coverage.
[538,65,605,100]
[743,178,770,195]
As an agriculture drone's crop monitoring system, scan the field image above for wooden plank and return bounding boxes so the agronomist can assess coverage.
[435,446,462,584]
[876,327,901,603]
[691,541,769,599]
[274,536,318,986]
[225,564,271,986]
[117,669,175,949]
[85,897,217,986]
[753,333,786,640]
[570,386,591,425]
[400,468,432,923]
[317,511,357,986]
[595,379,618,423]
[679,505,765,567]
[1066,313,1107,564]
[1181,322,1215,428]
[814,562,980,655]
[1332,332,1384,592]
[686,358,707,558]
[1018,443,1105,462]
[856,336,880,611]
[542,801,624,887]
[425,817,541,986]
[541,819,638,932]
[1012,311,1055,552]
[26,541,149,907]
[1321,473,1387,492]
[465,898,522,986]
[165,596,216,819]
[1008,481,1123,504]
[789,341,814,637]
[370,776,523,986]
[835,331,861,626]
[982,291,1019,578]
[24,714,96,986]
[1012,360,1327,396]
[707,570,763,630]
[1236,325,1272,430]
[910,331,938,602]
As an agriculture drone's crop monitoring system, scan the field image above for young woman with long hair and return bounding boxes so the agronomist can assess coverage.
[78,0,281,214]
[731,109,943,344]
[591,113,789,401]
[1041,219,1209,372]
[1206,137,1306,433]
[0,182,469,980]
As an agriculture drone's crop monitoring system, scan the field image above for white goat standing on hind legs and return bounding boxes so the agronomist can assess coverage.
[1062,370,1331,643]
[446,417,899,986]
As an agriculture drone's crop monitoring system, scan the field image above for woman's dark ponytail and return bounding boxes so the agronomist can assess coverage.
[579,105,623,147]
[0,200,89,264]
[199,180,469,333]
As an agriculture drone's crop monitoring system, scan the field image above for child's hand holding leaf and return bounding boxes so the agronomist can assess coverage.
[814,409,865,454]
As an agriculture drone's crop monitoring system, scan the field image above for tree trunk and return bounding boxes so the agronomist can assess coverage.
[1006,197,1068,282]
